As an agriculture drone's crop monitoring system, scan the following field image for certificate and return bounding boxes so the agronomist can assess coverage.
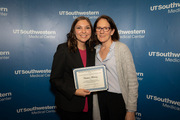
[73,65,108,92]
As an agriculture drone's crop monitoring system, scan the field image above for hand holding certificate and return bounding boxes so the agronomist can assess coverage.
[73,65,108,92]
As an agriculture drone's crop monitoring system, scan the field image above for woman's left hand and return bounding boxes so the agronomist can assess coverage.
[74,89,91,97]
[125,112,135,120]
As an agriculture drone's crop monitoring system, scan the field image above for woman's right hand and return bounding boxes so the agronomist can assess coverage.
[75,89,91,97]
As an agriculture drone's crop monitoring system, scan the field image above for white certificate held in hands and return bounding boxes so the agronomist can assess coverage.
[73,65,108,92]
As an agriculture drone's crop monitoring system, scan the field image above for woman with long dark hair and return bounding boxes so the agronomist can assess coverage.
[50,16,95,120]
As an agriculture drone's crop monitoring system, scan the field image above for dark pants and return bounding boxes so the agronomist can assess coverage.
[56,108,92,120]
[98,91,126,120]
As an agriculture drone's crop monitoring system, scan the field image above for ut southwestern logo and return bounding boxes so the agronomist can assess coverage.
[148,51,180,63]
[150,2,180,13]
[147,94,180,111]
[15,69,51,78]
[59,10,99,19]
[119,29,145,39]
[59,11,99,15]
[16,105,56,114]
[13,29,56,39]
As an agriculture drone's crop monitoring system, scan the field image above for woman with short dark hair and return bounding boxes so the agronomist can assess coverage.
[94,15,138,120]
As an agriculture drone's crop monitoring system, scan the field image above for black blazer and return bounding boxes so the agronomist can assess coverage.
[50,43,95,112]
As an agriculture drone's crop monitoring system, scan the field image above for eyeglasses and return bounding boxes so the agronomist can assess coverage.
[96,27,111,32]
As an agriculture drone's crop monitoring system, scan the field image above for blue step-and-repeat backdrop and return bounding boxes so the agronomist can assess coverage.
[0,0,180,120]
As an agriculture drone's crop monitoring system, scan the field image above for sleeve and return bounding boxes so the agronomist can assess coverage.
[123,44,139,111]
[50,44,76,100]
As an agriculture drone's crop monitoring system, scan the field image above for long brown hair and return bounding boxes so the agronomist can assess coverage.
[93,15,119,45]
[67,16,94,52]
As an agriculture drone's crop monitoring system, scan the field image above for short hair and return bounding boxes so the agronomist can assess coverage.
[93,15,119,44]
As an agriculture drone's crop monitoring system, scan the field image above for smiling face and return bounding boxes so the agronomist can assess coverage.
[96,18,115,44]
[74,20,92,45]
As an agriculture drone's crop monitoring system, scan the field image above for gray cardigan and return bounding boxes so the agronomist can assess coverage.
[114,41,138,111]
[93,41,138,119]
